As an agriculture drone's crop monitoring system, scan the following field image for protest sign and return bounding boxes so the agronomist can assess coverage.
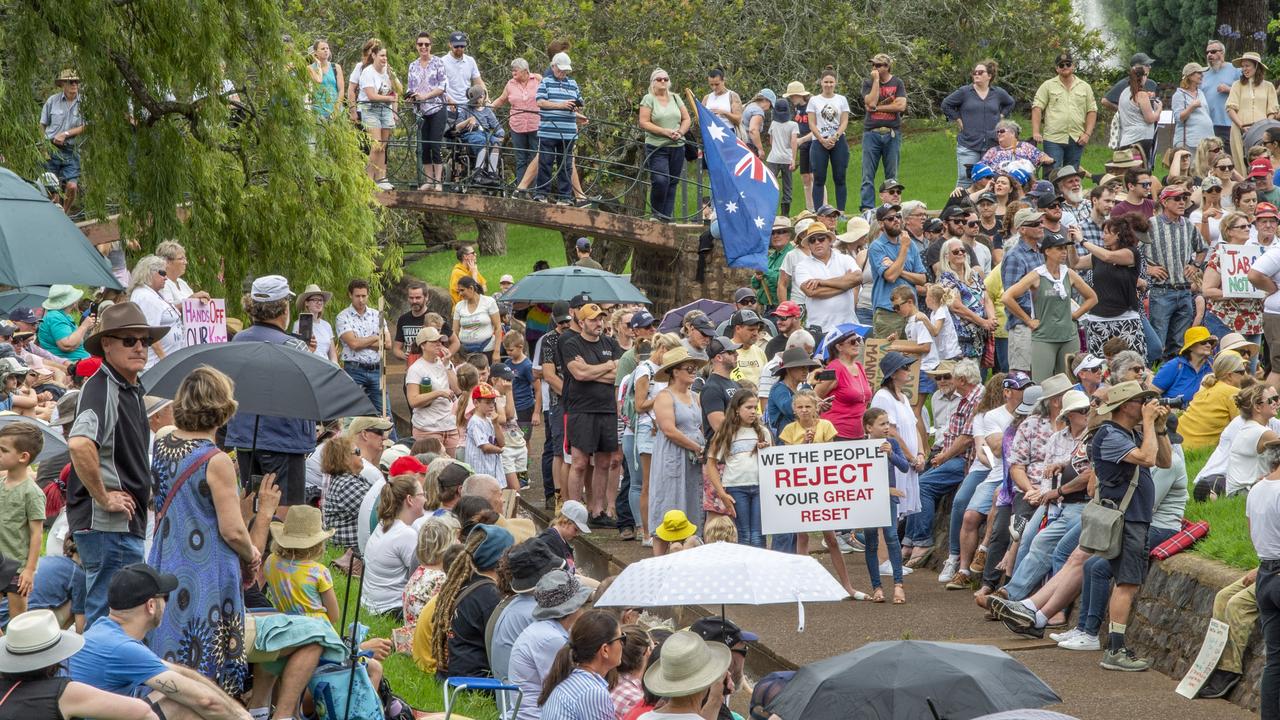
[182,298,228,346]
[1176,618,1229,698]
[860,338,920,403]
[1219,244,1265,299]
[758,439,893,535]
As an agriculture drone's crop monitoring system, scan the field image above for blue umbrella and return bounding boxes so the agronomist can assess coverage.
[0,287,50,315]
[658,299,734,333]
[0,167,121,289]
[498,266,649,305]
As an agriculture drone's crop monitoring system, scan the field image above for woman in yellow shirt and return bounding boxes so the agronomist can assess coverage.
[1226,52,1279,171]
[1178,350,1248,450]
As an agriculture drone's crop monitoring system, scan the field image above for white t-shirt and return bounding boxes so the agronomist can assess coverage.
[905,316,937,372]
[305,439,328,495]
[807,93,851,139]
[1197,415,1280,482]
[356,462,386,554]
[358,65,392,103]
[780,248,810,305]
[719,427,763,487]
[130,286,183,369]
[931,306,961,360]
[971,405,1013,481]
[290,317,334,360]
[362,519,419,613]
[453,295,499,347]
[794,252,859,333]
[441,53,480,104]
[1227,421,1271,496]
[406,358,455,432]
[159,277,194,306]
[967,241,993,275]
[766,121,799,164]
[1249,478,1280,559]
[1251,244,1280,314]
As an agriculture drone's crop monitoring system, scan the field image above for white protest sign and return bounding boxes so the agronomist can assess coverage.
[1176,618,1229,699]
[758,439,892,535]
[182,298,228,346]
[1219,244,1266,299]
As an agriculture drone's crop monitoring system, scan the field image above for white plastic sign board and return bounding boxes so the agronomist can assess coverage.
[758,439,893,535]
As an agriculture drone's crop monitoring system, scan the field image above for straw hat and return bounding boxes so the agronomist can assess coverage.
[784,81,810,98]
[1096,380,1158,415]
[0,609,84,672]
[643,630,732,698]
[1234,52,1268,70]
[269,506,335,549]
[654,347,707,383]
[295,283,333,312]
[1105,149,1142,169]
[54,69,80,86]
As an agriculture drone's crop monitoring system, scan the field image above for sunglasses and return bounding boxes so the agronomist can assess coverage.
[1218,164,1234,171]
[884,188,903,195]
[609,634,627,645]
[892,302,909,311]
[363,428,389,437]
[996,128,1009,134]
[416,41,431,47]
[949,249,966,255]
[1265,395,1280,404]
[882,215,902,222]
[108,335,151,348]
[872,62,887,68]
[1229,223,1250,230]
[1057,61,1073,68]
[972,69,988,75]
[1022,221,1043,228]
[740,298,757,305]
[655,77,670,82]
[934,374,952,380]
[677,365,698,374]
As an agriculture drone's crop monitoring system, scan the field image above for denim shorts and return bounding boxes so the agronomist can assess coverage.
[360,102,395,130]
[919,371,937,395]
[46,146,81,182]
[966,479,1000,515]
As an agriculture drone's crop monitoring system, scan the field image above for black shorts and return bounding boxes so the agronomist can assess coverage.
[797,140,812,174]
[566,412,618,455]
[1109,521,1151,586]
[0,555,20,594]
[236,449,307,505]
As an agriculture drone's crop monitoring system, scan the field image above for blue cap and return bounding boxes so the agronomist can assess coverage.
[628,310,656,329]
[469,524,515,571]
[970,162,994,181]
[7,308,38,325]
[878,351,916,381]
[449,31,467,46]
[1008,167,1032,187]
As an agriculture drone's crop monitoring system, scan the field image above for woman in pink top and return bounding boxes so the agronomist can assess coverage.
[814,323,873,440]
[491,58,542,190]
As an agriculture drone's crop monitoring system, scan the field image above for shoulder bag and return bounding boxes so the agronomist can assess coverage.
[1079,461,1140,560]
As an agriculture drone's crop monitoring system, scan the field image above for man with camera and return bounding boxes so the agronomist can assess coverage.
[1087,381,1172,672]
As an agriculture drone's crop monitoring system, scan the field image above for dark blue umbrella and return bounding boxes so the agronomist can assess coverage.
[0,167,121,289]
[499,266,649,305]
[0,287,50,315]
[658,299,734,333]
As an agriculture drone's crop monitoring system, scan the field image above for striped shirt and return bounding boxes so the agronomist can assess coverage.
[1147,213,1203,290]
[536,74,583,141]
[540,668,615,720]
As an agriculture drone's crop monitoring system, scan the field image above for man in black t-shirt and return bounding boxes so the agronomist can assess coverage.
[558,303,622,528]
[764,301,803,361]
[860,52,907,212]
[393,281,429,367]
[701,336,741,439]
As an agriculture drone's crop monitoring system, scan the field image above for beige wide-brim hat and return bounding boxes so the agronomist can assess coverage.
[42,284,83,311]
[1221,332,1260,356]
[295,284,333,312]
[1097,380,1158,415]
[0,609,84,673]
[269,505,335,549]
[654,346,707,383]
[837,217,872,246]
[1234,52,1268,70]
[643,630,732,698]
[784,81,810,98]
[83,301,171,356]
[1039,373,1074,400]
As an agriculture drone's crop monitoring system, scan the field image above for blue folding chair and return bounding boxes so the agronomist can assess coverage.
[443,677,523,720]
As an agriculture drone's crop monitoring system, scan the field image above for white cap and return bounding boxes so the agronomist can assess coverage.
[551,52,573,72]
[559,499,592,533]
[250,275,294,303]
[499,274,515,284]
[1074,353,1105,373]
[380,443,413,471]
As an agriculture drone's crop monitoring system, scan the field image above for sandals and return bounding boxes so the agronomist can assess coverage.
[871,588,886,603]
[893,585,906,605]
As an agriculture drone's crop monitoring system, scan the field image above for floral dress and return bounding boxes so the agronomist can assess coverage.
[940,268,989,359]
[402,566,447,627]
[1206,248,1263,335]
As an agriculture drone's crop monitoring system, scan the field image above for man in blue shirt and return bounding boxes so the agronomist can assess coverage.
[1001,208,1046,374]
[867,203,925,338]
[534,52,584,204]
[70,563,250,720]
[1202,40,1241,145]
[0,543,85,631]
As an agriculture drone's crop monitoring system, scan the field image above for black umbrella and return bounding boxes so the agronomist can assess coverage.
[140,341,376,420]
[768,641,1061,720]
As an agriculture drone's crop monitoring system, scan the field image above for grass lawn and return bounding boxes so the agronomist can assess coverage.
[1182,445,1257,570]
[407,117,1128,293]
[327,550,501,720]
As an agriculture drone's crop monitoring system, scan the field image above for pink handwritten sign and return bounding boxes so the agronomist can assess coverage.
[182,298,228,345]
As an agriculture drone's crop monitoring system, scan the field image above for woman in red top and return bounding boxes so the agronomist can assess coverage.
[815,323,873,440]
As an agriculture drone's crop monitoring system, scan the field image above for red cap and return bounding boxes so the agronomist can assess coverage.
[388,456,427,477]
[1250,157,1274,178]
[1158,185,1189,201]
[1257,202,1280,220]
[770,300,803,319]
[471,382,499,401]
[75,356,103,378]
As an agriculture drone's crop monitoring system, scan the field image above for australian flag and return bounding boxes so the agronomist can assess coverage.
[695,99,778,271]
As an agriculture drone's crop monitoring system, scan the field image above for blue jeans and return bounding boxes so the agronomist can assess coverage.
[645,144,686,220]
[1041,138,1084,171]
[616,436,634,529]
[77,530,144,626]
[863,496,903,586]
[1141,315,1163,365]
[1015,504,1047,568]
[994,337,1008,373]
[810,138,849,211]
[860,130,900,210]
[1003,502,1084,599]
[1051,521,1082,572]
[623,433,641,532]
[510,130,538,184]
[770,533,797,553]
[726,486,764,548]
[856,307,874,326]
[903,456,968,545]
[535,137,574,200]
[1078,526,1177,635]
[955,146,983,188]
[949,469,989,556]
[344,364,385,418]
[1148,287,1194,360]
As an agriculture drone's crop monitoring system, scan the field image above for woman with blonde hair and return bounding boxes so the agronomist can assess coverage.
[1203,210,1263,345]
[127,254,182,369]
[363,475,428,617]
[1178,350,1250,450]
[307,38,345,120]
[937,237,996,361]
[357,41,400,189]
[402,515,461,626]
[638,67,691,222]
[632,332,683,544]
[321,433,372,548]
[1192,136,1227,179]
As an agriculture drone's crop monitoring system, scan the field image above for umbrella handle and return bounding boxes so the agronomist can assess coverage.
[796,599,805,633]
[927,698,941,720]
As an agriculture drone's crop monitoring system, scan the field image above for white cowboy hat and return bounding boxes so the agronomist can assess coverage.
[643,630,732,698]
[0,609,85,673]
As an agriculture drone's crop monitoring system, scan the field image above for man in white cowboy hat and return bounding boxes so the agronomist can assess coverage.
[1086,381,1171,671]
[508,569,595,717]
[40,69,86,212]
[69,563,251,720]
[35,285,92,361]
[224,276,315,512]
[66,302,169,625]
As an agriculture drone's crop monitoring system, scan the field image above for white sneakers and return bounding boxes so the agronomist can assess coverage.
[1055,628,1101,651]
[938,557,960,583]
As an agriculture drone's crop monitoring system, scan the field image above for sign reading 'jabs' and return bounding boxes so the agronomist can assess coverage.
[182,298,228,345]
[1219,244,1266,299]
[758,439,892,535]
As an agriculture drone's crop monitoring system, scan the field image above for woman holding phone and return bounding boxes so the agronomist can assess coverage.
[292,284,338,363]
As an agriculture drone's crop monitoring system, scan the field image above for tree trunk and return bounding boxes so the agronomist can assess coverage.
[1216,0,1269,55]
[560,231,578,264]
[474,218,507,255]
[417,212,457,254]
[598,238,632,274]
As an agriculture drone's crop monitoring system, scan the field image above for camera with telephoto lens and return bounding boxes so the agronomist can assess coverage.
[1157,397,1183,409]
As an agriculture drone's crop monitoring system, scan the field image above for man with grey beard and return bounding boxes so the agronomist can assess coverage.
[1051,165,1089,229]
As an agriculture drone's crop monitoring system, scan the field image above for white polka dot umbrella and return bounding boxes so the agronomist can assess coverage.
[592,541,848,631]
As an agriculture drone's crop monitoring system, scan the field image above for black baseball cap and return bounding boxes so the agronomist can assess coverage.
[449,31,467,47]
[976,191,998,204]
[688,315,717,337]
[551,301,571,324]
[731,309,765,327]
[438,461,471,488]
[490,363,515,381]
[708,336,740,357]
[569,292,592,309]
[1035,193,1064,209]
[690,617,758,646]
[924,218,945,233]
[875,203,902,221]
[108,563,179,610]
[939,205,968,222]
[7,308,38,325]
[1041,230,1071,249]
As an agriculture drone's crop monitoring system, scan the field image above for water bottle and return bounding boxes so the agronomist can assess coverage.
[419,376,432,394]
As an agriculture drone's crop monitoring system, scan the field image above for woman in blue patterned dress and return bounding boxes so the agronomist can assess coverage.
[148,367,260,695]
[938,238,997,361]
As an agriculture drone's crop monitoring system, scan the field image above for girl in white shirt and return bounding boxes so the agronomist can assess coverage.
[363,475,427,616]
[704,392,771,548]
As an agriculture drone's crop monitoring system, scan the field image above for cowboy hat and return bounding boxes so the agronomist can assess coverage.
[643,630,732,698]
[294,283,333,312]
[42,284,83,311]
[0,609,85,672]
[269,505,335,549]
[654,347,708,383]
[1234,52,1268,70]
[83,301,171,356]
[773,347,820,377]
[1096,380,1158,415]
[783,81,810,98]
[54,69,80,85]
[1104,149,1142,169]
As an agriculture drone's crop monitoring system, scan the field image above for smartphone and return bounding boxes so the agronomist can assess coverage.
[298,312,314,342]
[816,370,836,382]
